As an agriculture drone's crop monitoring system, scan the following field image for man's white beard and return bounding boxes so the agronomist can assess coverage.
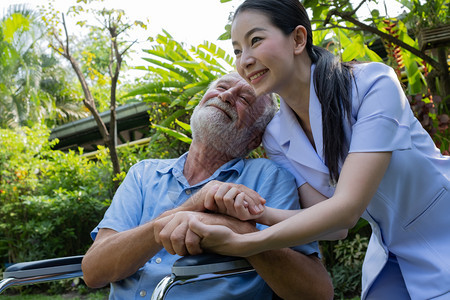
[190,98,253,158]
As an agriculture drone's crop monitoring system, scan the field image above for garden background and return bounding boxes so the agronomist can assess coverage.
[0,0,449,298]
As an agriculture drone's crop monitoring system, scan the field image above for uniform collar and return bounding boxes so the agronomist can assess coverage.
[276,64,328,173]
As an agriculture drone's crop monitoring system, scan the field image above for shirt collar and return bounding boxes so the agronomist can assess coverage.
[156,152,188,175]
[156,152,245,186]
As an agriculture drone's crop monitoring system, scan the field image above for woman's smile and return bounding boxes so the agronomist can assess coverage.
[248,69,269,84]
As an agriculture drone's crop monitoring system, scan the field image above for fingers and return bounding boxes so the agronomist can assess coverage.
[188,217,209,239]
[203,183,220,211]
[185,229,202,255]
[197,181,266,220]
[155,215,182,255]
[211,183,265,219]
[217,185,245,211]
[154,214,175,244]
[155,212,203,256]
[188,218,237,256]
[167,222,189,255]
[235,184,266,215]
[233,192,250,218]
[170,225,202,256]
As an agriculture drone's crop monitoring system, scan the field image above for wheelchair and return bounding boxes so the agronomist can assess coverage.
[0,253,255,299]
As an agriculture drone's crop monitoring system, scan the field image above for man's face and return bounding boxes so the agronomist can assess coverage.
[191,73,267,157]
[197,73,266,130]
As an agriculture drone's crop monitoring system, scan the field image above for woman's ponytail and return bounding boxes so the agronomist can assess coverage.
[312,46,353,183]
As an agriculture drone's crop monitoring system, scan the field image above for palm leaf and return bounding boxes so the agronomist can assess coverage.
[175,119,191,132]
[197,41,234,69]
[141,57,193,82]
[125,81,185,97]
[152,124,192,144]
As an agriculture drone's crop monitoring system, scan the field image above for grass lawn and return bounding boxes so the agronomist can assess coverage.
[0,289,109,299]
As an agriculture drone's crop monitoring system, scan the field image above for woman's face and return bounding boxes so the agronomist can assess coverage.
[231,10,297,97]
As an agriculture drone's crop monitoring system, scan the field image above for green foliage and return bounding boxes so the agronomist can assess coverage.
[116,138,173,169]
[0,125,112,264]
[408,93,449,154]
[319,218,370,298]
[326,233,369,299]
[0,5,86,129]
[399,0,449,31]
[334,234,369,267]
[331,234,369,299]
[127,32,234,155]
[372,17,449,153]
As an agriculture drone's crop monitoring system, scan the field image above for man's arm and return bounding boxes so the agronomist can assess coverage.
[81,181,258,288]
[155,211,334,299]
[248,249,333,300]
[81,187,213,289]
[81,221,163,288]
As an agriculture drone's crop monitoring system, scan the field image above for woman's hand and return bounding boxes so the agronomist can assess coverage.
[154,211,259,256]
[189,216,255,257]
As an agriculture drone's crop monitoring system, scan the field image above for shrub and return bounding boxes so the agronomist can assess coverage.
[321,232,369,299]
[320,218,370,299]
[0,125,112,264]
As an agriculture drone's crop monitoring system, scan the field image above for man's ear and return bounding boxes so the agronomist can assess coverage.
[292,25,308,55]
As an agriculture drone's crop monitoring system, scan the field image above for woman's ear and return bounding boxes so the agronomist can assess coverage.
[292,25,308,55]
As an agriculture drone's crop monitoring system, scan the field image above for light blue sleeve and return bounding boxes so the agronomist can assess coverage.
[90,161,145,240]
[349,63,412,153]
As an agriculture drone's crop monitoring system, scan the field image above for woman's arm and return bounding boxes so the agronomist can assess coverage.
[190,152,391,257]
[257,182,348,240]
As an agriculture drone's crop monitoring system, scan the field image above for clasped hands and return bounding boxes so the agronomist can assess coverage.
[153,180,265,256]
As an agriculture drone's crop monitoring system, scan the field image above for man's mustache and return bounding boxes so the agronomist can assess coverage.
[204,98,237,121]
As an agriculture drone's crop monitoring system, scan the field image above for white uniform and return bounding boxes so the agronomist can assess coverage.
[263,62,450,299]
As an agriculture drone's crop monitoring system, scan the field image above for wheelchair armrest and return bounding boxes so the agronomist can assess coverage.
[3,255,84,279]
[151,254,254,300]
[172,253,252,276]
[0,255,84,294]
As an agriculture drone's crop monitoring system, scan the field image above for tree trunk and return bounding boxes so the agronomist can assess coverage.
[66,49,121,191]
[67,56,110,146]
[108,30,123,191]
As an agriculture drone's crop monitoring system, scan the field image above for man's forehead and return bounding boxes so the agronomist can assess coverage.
[216,74,255,95]
[216,74,243,85]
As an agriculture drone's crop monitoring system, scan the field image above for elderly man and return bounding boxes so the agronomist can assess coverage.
[81,73,333,299]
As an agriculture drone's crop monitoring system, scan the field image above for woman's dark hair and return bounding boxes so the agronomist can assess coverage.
[234,0,353,183]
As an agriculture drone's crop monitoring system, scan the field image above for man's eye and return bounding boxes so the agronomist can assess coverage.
[217,85,227,90]
[240,96,248,103]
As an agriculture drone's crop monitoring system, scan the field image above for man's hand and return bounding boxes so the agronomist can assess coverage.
[154,212,202,256]
[154,211,258,256]
[182,180,266,220]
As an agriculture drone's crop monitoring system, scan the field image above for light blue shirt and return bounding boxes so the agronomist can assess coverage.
[263,62,450,300]
[91,153,319,300]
